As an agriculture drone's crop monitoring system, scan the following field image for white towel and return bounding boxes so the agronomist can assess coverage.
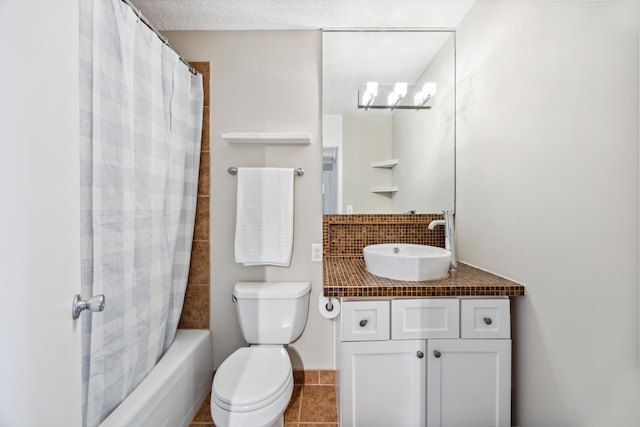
[234,167,294,267]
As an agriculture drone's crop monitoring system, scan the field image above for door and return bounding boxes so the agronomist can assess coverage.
[340,340,426,427]
[322,147,339,214]
[427,339,511,427]
[0,1,82,425]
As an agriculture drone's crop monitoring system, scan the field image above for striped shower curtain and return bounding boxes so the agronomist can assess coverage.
[79,1,203,425]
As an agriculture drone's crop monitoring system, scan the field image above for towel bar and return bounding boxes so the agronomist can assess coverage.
[227,167,304,177]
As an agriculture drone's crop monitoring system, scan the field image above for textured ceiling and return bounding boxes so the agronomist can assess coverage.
[129,0,476,30]
[129,0,475,114]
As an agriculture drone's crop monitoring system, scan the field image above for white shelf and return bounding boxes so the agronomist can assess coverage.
[370,187,399,193]
[370,159,399,169]
[222,132,311,145]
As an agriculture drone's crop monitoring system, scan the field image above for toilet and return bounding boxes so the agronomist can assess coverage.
[210,281,311,427]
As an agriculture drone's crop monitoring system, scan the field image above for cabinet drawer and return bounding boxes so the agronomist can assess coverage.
[461,299,510,339]
[391,299,459,339]
[341,300,390,341]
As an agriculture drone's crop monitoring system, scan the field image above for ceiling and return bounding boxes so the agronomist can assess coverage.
[129,0,475,114]
[130,0,476,31]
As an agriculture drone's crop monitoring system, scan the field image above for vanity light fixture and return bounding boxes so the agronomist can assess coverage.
[361,81,378,110]
[357,82,434,110]
[387,82,407,109]
[413,82,437,107]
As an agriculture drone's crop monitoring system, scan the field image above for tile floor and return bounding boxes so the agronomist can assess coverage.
[189,369,338,427]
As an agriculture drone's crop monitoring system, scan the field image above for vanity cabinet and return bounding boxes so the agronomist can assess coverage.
[338,298,511,427]
[340,340,426,427]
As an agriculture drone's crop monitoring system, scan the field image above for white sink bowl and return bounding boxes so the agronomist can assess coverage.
[363,244,451,281]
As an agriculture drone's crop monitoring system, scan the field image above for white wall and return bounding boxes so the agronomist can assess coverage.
[456,1,640,425]
[393,34,456,214]
[342,114,394,213]
[165,31,332,369]
[0,0,82,425]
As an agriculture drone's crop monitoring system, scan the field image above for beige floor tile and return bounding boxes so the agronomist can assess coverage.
[299,385,338,423]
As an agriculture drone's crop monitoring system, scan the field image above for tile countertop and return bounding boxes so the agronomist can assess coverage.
[323,258,525,298]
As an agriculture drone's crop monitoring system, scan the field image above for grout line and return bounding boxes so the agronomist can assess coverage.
[297,385,303,423]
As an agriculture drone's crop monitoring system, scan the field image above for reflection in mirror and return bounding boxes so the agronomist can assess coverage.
[322,30,455,214]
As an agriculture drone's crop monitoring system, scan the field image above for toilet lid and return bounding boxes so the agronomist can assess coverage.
[213,347,292,411]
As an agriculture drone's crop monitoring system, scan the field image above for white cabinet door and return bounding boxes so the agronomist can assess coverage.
[340,340,427,427]
[427,339,511,427]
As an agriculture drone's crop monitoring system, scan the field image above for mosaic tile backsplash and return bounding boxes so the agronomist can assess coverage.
[323,214,445,257]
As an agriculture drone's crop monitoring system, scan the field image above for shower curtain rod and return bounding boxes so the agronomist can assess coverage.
[121,0,199,76]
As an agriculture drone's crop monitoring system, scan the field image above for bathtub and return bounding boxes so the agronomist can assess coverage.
[100,329,213,427]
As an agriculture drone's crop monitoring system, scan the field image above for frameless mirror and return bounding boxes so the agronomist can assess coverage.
[322,30,455,214]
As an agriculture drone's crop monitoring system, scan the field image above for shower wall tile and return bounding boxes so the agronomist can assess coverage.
[188,240,210,285]
[194,196,210,241]
[178,284,210,330]
[181,62,210,330]
[201,107,210,152]
[198,152,210,195]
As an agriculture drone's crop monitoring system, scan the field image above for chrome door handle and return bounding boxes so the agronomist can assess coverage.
[72,294,105,319]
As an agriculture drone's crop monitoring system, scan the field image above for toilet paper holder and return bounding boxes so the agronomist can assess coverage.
[318,294,340,319]
[325,300,334,312]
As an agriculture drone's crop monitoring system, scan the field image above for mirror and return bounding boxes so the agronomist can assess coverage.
[322,30,455,214]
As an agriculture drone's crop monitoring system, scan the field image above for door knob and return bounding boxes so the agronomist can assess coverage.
[72,294,105,319]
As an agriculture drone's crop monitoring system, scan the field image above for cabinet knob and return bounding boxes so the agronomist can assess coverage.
[359,319,368,327]
[433,350,441,358]
[483,317,493,325]
[417,351,424,359]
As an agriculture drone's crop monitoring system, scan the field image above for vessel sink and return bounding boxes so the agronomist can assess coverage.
[363,244,451,281]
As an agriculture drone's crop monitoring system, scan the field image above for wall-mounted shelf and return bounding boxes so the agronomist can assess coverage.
[370,159,399,169]
[222,132,311,145]
[370,187,399,193]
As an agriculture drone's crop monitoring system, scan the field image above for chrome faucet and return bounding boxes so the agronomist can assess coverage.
[428,210,458,273]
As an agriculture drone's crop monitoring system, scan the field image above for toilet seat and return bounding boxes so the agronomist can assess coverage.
[212,346,292,412]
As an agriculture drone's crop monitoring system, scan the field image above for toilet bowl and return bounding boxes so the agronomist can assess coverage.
[210,282,311,427]
[211,346,293,427]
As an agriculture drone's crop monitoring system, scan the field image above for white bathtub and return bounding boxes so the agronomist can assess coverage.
[100,329,213,427]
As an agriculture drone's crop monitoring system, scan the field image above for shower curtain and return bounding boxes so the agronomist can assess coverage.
[79,1,203,425]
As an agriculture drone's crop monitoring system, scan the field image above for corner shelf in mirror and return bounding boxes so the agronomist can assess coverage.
[370,159,399,169]
[222,132,311,145]
[370,187,399,193]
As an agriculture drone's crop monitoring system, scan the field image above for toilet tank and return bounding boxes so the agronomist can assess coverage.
[233,282,311,344]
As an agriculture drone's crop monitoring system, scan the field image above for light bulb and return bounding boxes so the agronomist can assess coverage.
[394,82,407,97]
[362,81,378,107]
